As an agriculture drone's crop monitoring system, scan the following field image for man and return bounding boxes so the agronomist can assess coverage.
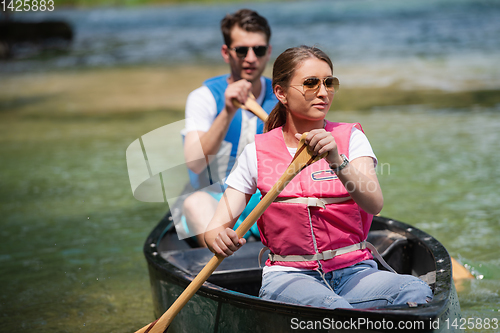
[182,9,277,246]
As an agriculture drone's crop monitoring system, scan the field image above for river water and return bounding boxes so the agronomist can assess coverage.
[1,0,499,332]
[3,0,500,74]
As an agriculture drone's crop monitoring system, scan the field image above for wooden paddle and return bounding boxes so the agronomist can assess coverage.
[451,257,474,280]
[232,93,269,122]
[134,133,326,333]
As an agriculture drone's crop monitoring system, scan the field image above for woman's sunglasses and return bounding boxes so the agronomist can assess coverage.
[231,45,269,58]
[291,76,340,95]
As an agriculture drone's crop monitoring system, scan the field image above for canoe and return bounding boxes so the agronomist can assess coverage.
[144,210,462,332]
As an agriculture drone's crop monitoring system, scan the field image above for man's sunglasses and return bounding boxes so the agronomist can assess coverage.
[291,76,340,95]
[230,45,269,58]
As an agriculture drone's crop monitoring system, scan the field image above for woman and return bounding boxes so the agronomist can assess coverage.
[204,46,432,309]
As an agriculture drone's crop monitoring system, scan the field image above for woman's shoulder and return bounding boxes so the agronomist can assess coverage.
[326,120,364,134]
[256,127,282,142]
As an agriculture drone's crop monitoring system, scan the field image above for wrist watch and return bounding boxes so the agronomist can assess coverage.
[330,154,349,173]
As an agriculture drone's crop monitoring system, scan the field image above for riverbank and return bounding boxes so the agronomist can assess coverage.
[2,62,499,116]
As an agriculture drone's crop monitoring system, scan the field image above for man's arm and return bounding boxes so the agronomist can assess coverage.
[184,79,252,174]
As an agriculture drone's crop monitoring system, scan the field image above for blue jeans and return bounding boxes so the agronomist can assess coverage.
[259,260,433,309]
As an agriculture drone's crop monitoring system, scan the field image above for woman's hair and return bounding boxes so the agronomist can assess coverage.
[265,45,333,133]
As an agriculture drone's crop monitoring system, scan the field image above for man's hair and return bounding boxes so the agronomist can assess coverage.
[221,9,271,47]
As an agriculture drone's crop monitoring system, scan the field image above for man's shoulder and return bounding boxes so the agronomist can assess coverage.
[203,74,230,87]
[187,85,214,102]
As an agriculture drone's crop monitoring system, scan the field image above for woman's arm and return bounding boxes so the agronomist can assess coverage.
[297,130,383,215]
[204,186,252,257]
[337,156,383,215]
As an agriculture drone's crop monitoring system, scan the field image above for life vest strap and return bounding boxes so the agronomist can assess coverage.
[273,196,351,209]
[260,241,397,274]
[268,241,367,262]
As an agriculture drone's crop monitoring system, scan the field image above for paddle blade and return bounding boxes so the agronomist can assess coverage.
[451,257,474,280]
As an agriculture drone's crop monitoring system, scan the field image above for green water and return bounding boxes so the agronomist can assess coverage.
[334,107,500,330]
[1,105,499,332]
[0,110,181,331]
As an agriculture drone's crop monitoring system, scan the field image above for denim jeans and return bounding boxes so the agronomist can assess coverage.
[259,260,433,309]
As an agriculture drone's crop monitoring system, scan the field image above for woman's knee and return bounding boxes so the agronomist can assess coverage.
[396,277,433,304]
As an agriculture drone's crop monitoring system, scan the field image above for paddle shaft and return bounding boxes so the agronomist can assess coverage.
[136,255,223,333]
[234,144,324,238]
[135,135,324,333]
[232,94,268,122]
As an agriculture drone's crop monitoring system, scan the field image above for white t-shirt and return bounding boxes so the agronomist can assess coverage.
[184,76,267,133]
[226,127,377,195]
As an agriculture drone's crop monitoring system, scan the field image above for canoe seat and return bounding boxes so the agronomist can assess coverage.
[161,241,265,296]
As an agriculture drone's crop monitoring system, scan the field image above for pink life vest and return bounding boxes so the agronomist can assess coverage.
[255,120,373,272]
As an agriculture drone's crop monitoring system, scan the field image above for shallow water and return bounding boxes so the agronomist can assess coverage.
[335,107,500,329]
[0,111,172,331]
[1,0,499,332]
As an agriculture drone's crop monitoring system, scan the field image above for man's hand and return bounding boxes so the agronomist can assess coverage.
[225,79,252,115]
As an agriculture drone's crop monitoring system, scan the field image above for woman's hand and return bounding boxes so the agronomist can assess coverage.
[294,129,383,215]
[209,228,246,257]
[204,187,252,256]
[294,129,343,168]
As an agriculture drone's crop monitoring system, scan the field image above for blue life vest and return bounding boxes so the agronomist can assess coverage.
[187,75,277,190]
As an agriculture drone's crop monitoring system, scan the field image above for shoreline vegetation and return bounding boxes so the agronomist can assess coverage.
[1,64,499,117]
